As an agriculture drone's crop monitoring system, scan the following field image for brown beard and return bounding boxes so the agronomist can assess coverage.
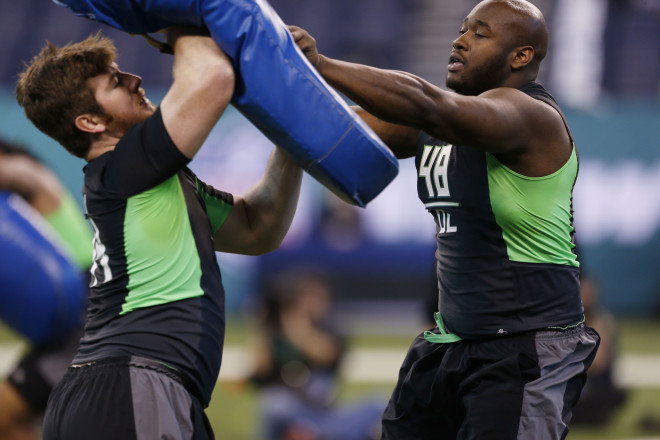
[102,109,150,137]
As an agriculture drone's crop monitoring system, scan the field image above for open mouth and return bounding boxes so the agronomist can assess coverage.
[139,95,151,108]
[448,54,464,72]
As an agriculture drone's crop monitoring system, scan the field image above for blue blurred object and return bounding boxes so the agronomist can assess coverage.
[52,0,399,207]
[0,191,86,346]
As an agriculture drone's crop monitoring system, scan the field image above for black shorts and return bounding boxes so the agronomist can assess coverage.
[381,325,600,440]
[42,356,214,440]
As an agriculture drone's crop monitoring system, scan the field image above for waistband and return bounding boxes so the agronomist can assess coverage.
[424,313,588,344]
[71,355,207,407]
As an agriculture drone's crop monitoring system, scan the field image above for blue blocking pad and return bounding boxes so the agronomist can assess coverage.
[0,192,86,347]
[53,0,399,207]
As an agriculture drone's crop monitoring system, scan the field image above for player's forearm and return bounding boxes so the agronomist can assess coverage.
[162,28,235,159]
[241,148,302,254]
[317,55,441,130]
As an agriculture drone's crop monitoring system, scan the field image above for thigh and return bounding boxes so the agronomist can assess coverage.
[381,332,456,440]
[43,359,210,440]
[128,361,214,440]
[515,325,599,440]
[458,326,600,440]
[129,365,195,440]
[457,335,541,440]
[43,364,138,440]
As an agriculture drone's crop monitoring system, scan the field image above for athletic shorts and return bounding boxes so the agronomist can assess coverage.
[42,356,214,440]
[381,324,600,440]
[7,329,81,412]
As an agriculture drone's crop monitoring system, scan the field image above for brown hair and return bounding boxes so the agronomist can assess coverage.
[16,33,117,158]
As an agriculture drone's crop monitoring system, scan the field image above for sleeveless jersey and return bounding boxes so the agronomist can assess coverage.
[77,108,233,405]
[416,82,583,338]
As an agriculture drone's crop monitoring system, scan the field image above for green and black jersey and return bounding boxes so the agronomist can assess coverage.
[76,108,232,405]
[416,82,583,338]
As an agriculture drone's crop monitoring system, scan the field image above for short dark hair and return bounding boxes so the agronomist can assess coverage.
[16,33,117,158]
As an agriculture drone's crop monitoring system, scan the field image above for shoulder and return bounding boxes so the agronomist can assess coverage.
[86,109,190,198]
[479,86,539,107]
[481,85,563,127]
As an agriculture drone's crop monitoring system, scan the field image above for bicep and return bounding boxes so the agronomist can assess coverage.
[194,179,244,252]
[423,88,537,154]
[212,197,257,254]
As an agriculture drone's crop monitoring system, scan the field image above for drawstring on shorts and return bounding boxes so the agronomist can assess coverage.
[424,312,462,343]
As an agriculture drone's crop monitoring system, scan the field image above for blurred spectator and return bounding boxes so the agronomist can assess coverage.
[249,268,384,440]
[316,193,365,251]
[0,139,92,440]
[571,275,627,426]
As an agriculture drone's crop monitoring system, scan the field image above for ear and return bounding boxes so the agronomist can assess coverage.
[75,114,106,134]
[511,46,534,69]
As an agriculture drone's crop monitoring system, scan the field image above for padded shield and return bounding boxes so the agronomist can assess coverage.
[0,192,86,347]
[53,0,399,206]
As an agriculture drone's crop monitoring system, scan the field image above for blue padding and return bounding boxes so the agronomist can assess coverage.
[53,0,399,207]
[0,192,86,347]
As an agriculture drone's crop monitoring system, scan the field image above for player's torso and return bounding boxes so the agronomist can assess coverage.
[75,113,226,404]
[414,83,583,338]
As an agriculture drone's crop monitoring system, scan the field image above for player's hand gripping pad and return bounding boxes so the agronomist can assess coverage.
[0,192,86,347]
[53,0,399,207]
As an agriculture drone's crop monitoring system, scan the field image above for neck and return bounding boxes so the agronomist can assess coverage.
[501,72,537,91]
[86,135,119,161]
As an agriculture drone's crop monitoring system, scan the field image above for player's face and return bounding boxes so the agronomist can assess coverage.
[89,63,156,135]
[446,1,517,96]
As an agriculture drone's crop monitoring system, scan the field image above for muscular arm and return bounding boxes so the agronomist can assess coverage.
[289,26,570,174]
[315,57,542,155]
[213,148,303,255]
[160,28,235,159]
